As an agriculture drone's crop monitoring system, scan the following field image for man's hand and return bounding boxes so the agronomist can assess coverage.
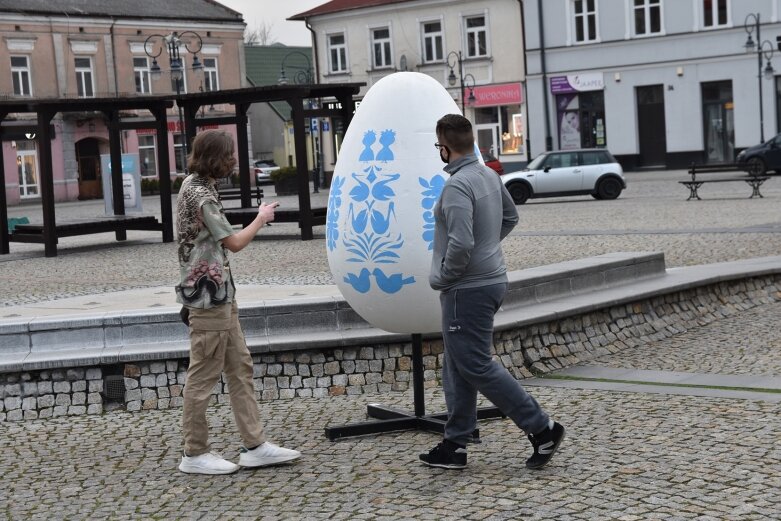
[258,202,279,224]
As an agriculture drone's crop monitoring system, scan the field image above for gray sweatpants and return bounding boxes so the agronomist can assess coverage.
[440,282,550,446]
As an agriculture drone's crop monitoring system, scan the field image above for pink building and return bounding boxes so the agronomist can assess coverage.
[0,1,246,206]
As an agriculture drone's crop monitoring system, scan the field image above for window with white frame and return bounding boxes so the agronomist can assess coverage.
[371,27,392,69]
[702,0,729,27]
[133,57,151,94]
[573,0,598,42]
[74,57,94,97]
[422,21,444,63]
[328,33,347,73]
[10,56,32,96]
[203,57,219,91]
[464,15,488,58]
[138,135,157,177]
[634,0,661,35]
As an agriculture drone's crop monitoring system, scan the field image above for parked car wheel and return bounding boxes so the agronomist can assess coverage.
[507,182,531,204]
[596,177,623,200]
[747,157,767,176]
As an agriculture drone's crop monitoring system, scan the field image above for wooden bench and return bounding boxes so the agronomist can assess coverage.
[224,207,328,227]
[679,163,770,201]
[217,186,264,206]
[9,215,161,244]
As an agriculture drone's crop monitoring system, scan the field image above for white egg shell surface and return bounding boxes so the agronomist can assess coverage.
[326,72,461,334]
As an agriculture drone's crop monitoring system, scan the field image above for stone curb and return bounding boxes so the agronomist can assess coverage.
[2,252,780,374]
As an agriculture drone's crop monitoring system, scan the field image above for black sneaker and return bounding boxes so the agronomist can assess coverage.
[526,421,565,469]
[419,440,467,469]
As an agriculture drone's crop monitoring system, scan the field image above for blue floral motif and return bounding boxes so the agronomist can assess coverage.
[340,128,415,294]
[420,174,445,250]
[326,175,345,251]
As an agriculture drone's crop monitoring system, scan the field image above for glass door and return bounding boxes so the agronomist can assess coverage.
[475,124,498,157]
[702,81,734,164]
[17,148,39,198]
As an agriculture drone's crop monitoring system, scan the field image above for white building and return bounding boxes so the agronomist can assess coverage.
[290,0,527,172]
[524,0,781,169]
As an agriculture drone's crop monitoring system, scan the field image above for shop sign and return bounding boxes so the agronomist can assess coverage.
[466,83,523,107]
[550,73,604,93]
[136,122,218,135]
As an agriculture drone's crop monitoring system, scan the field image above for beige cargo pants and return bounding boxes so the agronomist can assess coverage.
[182,300,265,456]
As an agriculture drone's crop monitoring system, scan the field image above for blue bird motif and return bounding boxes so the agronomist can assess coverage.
[344,268,372,293]
[376,130,396,162]
[370,201,395,235]
[347,203,370,234]
[360,131,376,162]
[349,173,370,202]
[371,173,400,201]
[372,268,415,294]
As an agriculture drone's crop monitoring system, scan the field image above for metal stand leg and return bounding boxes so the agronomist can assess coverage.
[324,333,505,441]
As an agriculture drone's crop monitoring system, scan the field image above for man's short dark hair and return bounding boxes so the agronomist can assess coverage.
[436,114,474,154]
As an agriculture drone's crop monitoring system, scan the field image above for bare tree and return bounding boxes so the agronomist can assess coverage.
[245,21,276,46]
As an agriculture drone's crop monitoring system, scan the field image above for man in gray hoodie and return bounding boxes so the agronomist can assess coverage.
[420,114,565,470]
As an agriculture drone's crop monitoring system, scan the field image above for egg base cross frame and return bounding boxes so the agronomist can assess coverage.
[324,334,506,441]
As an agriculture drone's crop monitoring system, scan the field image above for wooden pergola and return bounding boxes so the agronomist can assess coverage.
[0,82,362,257]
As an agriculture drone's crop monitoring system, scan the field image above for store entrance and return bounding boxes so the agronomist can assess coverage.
[16,141,39,198]
[636,85,667,166]
[579,91,606,149]
[702,81,734,164]
[76,138,103,200]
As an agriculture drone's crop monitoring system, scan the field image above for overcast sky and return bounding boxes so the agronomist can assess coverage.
[219,0,327,46]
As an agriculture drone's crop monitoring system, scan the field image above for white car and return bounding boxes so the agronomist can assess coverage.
[254,160,280,185]
[501,149,626,204]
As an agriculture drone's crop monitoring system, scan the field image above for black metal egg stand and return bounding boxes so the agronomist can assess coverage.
[324,333,505,441]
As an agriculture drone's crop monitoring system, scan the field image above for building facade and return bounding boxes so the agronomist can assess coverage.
[290,0,527,172]
[524,0,781,168]
[0,0,245,206]
[245,45,316,171]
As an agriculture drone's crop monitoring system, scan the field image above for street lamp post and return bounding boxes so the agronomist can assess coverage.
[278,51,322,192]
[446,51,477,114]
[743,13,775,143]
[145,31,204,173]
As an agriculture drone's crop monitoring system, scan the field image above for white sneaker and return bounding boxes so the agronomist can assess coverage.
[238,442,301,468]
[178,451,240,475]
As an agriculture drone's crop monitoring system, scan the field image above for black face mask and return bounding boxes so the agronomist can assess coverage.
[438,144,451,164]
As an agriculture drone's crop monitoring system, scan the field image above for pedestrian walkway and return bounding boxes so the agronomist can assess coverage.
[2,300,779,520]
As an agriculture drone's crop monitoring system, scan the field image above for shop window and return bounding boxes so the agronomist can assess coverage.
[500,105,523,155]
[371,27,393,69]
[703,0,729,28]
[634,0,662,35]
[11,56,32,96]
[422,21,444,63]
[203,57,219,91]
[464,15,488,58]
[573,0,598,43]
[75,56,94,98]
[328,33,348,73]
[138,135,157,177]
[133,57,151,94]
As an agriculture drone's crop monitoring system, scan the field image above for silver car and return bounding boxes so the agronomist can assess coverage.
[501,149,626,204]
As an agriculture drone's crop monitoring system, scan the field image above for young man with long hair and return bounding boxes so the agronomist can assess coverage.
[175,129,300,474]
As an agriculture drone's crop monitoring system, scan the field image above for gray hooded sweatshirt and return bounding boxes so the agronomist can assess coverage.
[429,154,519,292]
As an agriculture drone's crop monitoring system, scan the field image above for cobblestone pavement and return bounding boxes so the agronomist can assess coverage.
[2,299,781,520]
[2,170,781,305]
[584,300,781,377]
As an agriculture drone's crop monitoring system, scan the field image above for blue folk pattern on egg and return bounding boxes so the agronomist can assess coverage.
[419,174,445,250]
[340,129,414,294]
[326,176,344,251]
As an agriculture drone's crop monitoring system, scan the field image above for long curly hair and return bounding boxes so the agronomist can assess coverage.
[186,129,236,179]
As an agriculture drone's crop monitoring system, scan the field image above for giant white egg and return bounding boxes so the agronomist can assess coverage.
[326,72,461,334]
